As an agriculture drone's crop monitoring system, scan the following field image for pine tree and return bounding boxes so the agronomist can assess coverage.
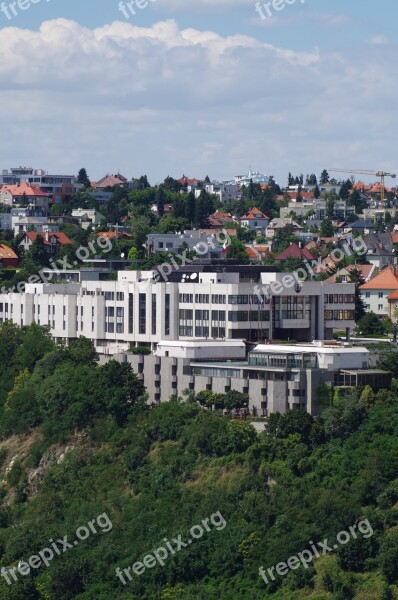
[320,169,330,185]
[156,186,165,218]
[77,168,90,188]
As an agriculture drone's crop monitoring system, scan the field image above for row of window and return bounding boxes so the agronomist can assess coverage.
[179,326,226,337]
[178,294,270,305]
[324,310,355,320]
[324,294,355,304]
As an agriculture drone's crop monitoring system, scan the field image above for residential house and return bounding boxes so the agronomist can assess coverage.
[274,243,317,265]
[325,264,376,284]
[265,218,303,239]
[366,246,396,271]
[71,209,105,229]
[245,244,272,263]
[19,231,72,254]
[94,174,128,190]
[239,207,269,232]
[0,182,49,213]
[360,266,398,317]
[0,244,19,268]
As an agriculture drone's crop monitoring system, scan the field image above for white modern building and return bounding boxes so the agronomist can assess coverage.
[233,170,270,187]
[194,182,239,205]
[0,262,356,351]
[0,260,380,415]
[109,340,389,416]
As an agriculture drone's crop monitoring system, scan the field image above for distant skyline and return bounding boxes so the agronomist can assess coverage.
[0,0,397,185]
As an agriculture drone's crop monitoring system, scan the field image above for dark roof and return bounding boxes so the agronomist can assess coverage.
[275,243,316,262]
[350,219,374,228]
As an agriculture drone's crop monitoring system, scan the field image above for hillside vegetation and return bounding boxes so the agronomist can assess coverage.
[0,323,397,599]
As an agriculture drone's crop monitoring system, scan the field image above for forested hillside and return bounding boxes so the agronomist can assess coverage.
[0,323,398,599]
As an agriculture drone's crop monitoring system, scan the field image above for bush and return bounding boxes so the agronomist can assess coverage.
[130,346,151,355]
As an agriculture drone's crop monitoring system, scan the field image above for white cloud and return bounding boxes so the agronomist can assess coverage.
[368,35,388,45]
[0,18,396,183]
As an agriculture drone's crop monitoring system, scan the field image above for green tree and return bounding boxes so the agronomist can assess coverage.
[320,218,334,237]
[349,266,367,322]
[320,169,330,184]
[77,167,91,188]
[226,238,249,263]
[156,185,166,218]
[127,246,139,261]
[25,235,50,267]
[357,311,385,336]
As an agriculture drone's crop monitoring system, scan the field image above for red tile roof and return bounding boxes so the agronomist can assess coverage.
[245,247,258,259]
[96,231,132,240]
[178,175,204,186]
[288,191,315,200]
[23,232,71,246]
[241,207,269,220]
[275,243,316,262]
[95,174,127,188]
[2,182,49,197]
[0,244,18,260]
[360,266,398,290]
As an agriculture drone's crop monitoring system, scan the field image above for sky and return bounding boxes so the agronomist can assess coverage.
[0,0,398,186]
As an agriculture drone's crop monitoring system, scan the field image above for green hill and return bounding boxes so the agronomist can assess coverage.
[0,322,397,599]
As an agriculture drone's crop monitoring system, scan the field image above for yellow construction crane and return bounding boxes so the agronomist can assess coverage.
[329,168,396,205]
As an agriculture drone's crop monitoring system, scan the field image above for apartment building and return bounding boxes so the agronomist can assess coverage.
[0,167,81,204]
[0,262,356,352]
[110,340,389,416]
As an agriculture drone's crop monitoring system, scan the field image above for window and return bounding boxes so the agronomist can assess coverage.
[116,292,124,301]
[105,292,115,301]
[378,292,384,298]
[116,307,124,318]
[179,293,193,303]
[365,292,370,298]
[228,295,249,304]
[152,294,157,335]
[128,293,134,334]
[139,294,146,334]
[228,311,249,322]
[211,294,226,304]
[165,294,170,336]
[195,294,210,304]
[378,304,383,311]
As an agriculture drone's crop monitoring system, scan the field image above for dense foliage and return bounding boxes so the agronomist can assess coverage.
[0,324,397,598]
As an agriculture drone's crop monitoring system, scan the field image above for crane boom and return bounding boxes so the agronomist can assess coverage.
[329,168,396,204]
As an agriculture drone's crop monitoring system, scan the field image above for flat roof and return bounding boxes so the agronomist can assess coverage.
[340,369,389,375]
[157,340,245,348]
[253,343,369,355]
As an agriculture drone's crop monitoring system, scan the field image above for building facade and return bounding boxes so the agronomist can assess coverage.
[108,340,388,416]
[0,263,356,352]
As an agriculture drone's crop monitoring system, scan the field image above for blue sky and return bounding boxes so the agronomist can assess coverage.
[0,0,397,184]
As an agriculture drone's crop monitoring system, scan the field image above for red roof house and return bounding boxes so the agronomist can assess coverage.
[0,244,19,267]
[275,243,316,263]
